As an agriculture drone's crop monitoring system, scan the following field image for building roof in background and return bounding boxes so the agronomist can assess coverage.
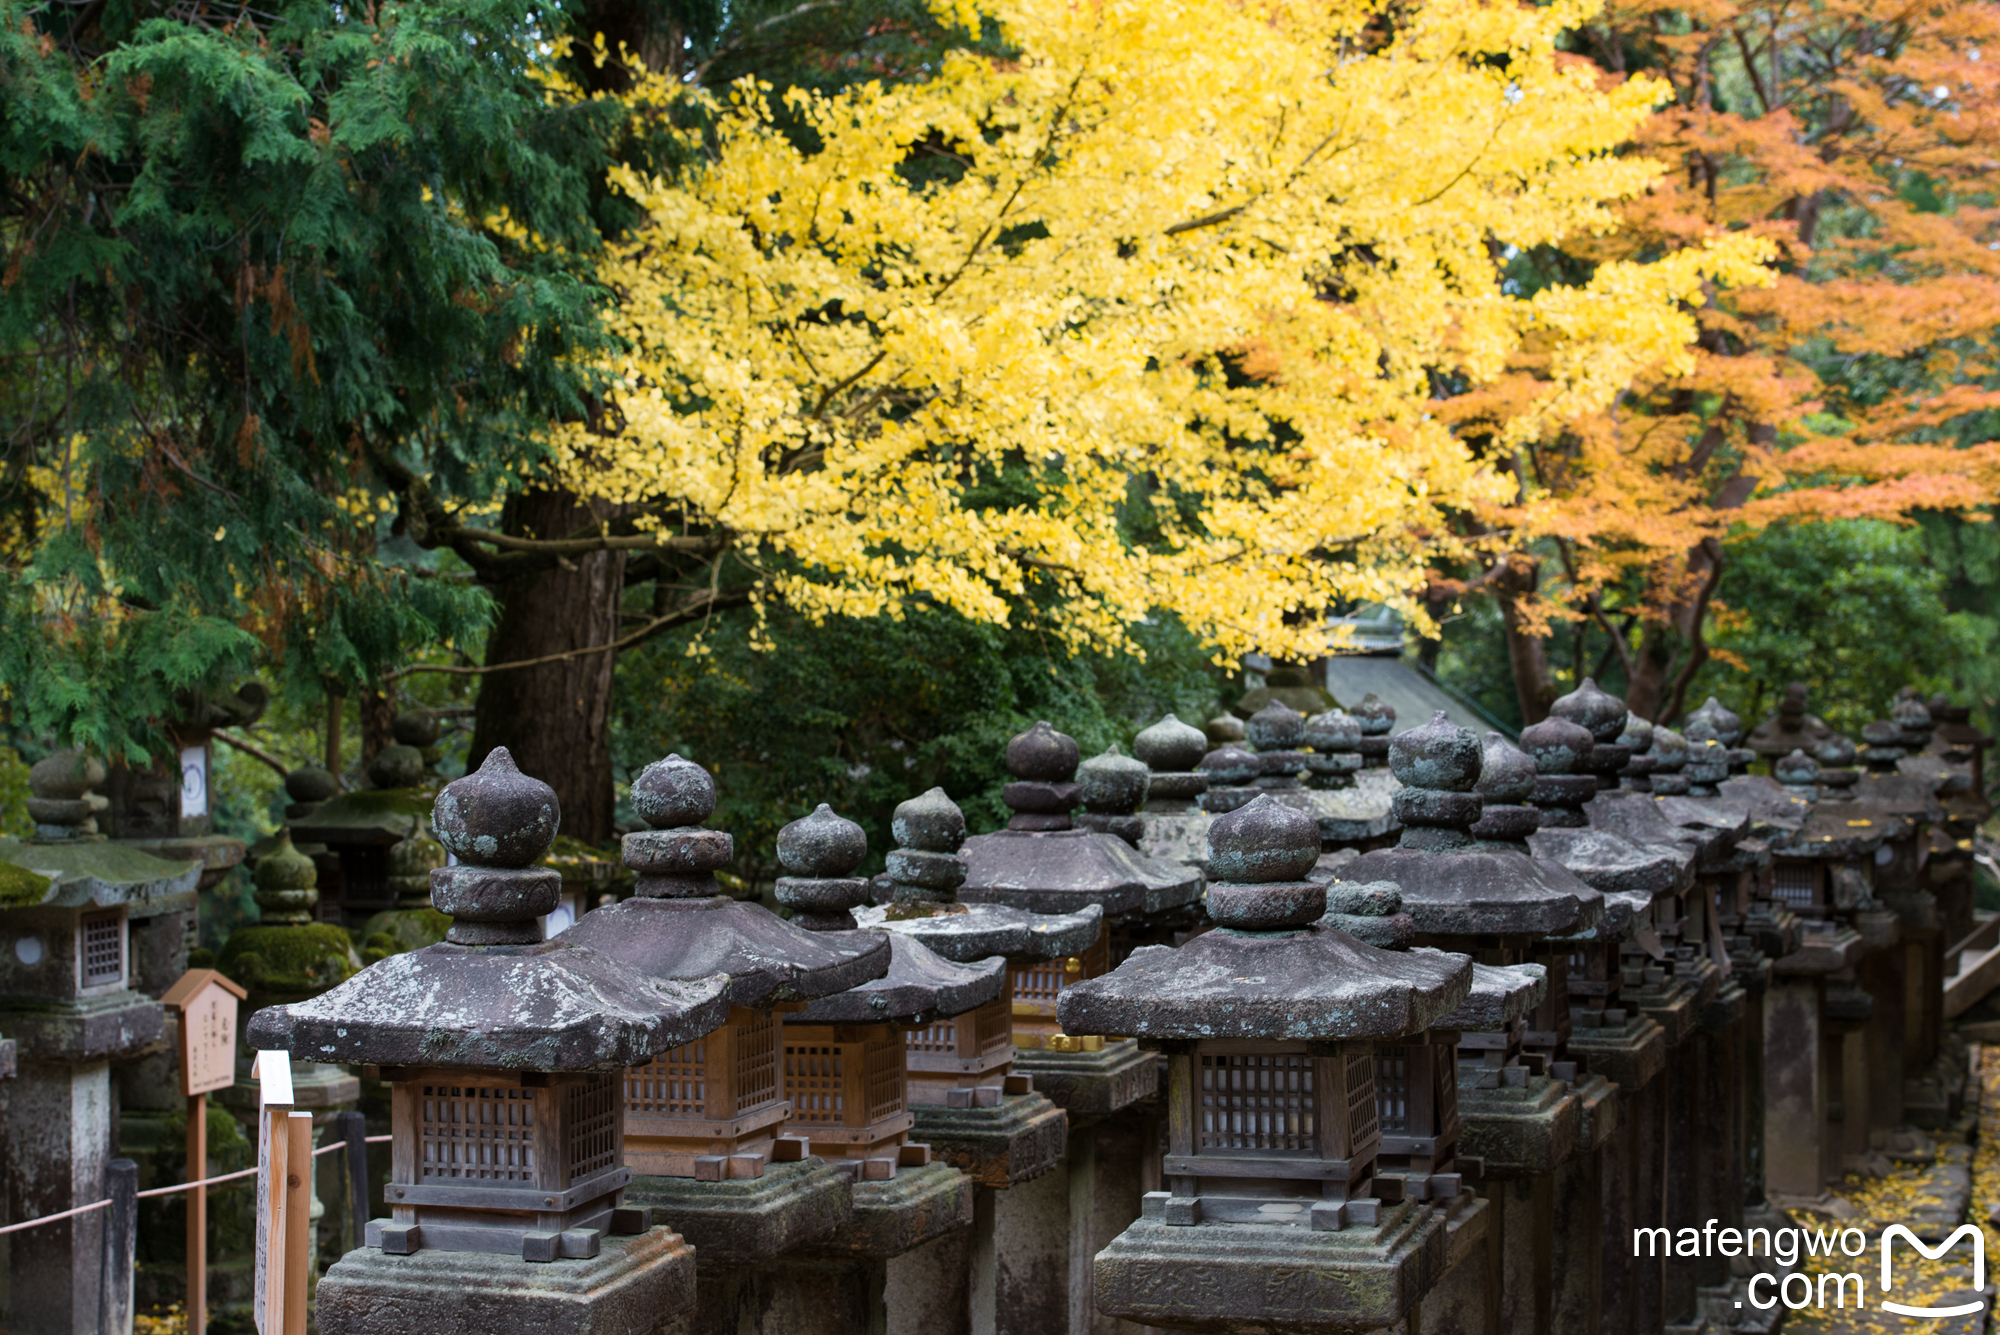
[1324,656,1516,740]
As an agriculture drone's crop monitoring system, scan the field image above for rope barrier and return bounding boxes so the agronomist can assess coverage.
[0,1134,392,1229]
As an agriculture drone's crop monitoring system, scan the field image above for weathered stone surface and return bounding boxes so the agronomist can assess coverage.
[1310,786,1401,845]
[1093,1206,1446,1335]
[315,1226,695,1335]
[0,837,199,912]
[1138,809,1214,871]
[2,989,164,1063]
[1551,678,1629,743]
[912,1092,1068,1187]
[1057,928,1469,1042]
[1333,847,1602,939]
[1206,881,1325,929]
[1771,922,1865,974]
[1567,1011,1666,1093]
[1526,826,1690,898]
[1208,796,1319,883]
[562,895,889,1006]
[790,935,1005,1026]
[797,1161,974,1260]
[853,900,1102,964]
[628,1159,851,1264]
[1078,747,1151,814]
[632,754,716,829]
[1137,715,1211,773]
[958,827,1202,917]
[1008,721,1082,783]
[245,939,731,1071]
[1439,961,1545,1031]
[1457,1074,1582,1178]
[432,748,559,868]
[1011,1038,1159,1117]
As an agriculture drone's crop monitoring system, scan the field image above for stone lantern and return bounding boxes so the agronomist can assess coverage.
[1196,741,1264,814]
[1647,727,1691,796]
[1747,683,1839,769]
[854,787,1083,1181]
[288,722,437,928]
[1330,712,1603,1335]
[772,803,1005,1266]
[1074,745,1149,847]
[0,750,195,1335]
[245,747,731,1335]
[556,754,888,1267]
[1304,709,1366,791]
[960,721,1203,1116]
[1353,693,1397,766]
[1061,795,1472,1334]
[1133,713,1213,872]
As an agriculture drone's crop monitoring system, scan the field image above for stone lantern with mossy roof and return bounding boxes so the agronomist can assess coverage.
[246,746,734,1335]
[1058,793,1472,1334]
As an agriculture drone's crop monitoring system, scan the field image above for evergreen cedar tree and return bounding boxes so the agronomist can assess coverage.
[1436,0,2000,724]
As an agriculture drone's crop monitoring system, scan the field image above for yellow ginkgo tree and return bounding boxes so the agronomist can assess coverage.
[543,0,1772,666]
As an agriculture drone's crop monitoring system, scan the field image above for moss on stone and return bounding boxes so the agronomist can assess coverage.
[359,906,452,962]
[216,923,359,995]
[0,836,196,892]
[0,856,53,907]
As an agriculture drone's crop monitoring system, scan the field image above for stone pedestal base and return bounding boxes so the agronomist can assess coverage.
[316,1226,695,1335]
[1417,1194,1492,1335]
[1458,1076,1582,1178]
[1567,1013,1665,1095]
[913,1093,1068,1188]
[1010,1038,1157,1117]
[1094,1204,1446,1334]
[628,1159,850,1264]
[801,1162,972,1260]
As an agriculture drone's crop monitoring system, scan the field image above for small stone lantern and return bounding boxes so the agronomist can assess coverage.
[1304,709,1366,791]
[1353,693,1397,767]
[245,747,733,1334]
[1133,714,1213,872]
[959,724,1201,1116]
[1074,746,1149,847]
[556,754,887,1261]
[1647,728,1692,796]
[855,788,1087,1188]
[1748,684,1839,768]
[1059,795,1472,1333]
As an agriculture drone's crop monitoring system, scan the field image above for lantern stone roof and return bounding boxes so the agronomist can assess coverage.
[1333,712,1603,938]
[1527,826,1690,899]
[853,901,1102,963]
[1056,931,1469,1042]
[560,756,888,1004]
[1058,793,1470,1041]
[960,828,1202,916]
[1439,961,1546,1031]
[248,748,731,1072]
[790,936,1007,1026]
[0,838,200,911]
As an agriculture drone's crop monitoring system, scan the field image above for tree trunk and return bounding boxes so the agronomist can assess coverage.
[470,489,627,844]
[1495,555,1558,725]
[360,688,395,764]
[1625,537,1724,725]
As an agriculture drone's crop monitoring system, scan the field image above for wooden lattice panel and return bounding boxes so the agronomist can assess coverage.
[1344,1051,1378,1149]
[419,1083,538,1185]
[863,1035,904,1125]
[1197,1053,1315,1152]
[563,1076,619,1185]
[1375,1049,1410,1135]
[628,1041,708,1119]
[80,910,125,988]
[1433,1044,1459,1141]
[1772,864,1817,910]
[734,1008,780,1115]
[784,1045,846,1126]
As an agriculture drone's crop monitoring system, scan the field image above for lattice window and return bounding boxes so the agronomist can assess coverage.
[1375,1049,1410,1135]
[1012,960,1066,1006]
[1198,1053,1315,1152]
[973,999,1012,1057]
[79,911,124,988]
[1346,1051,1378,1148]
[1772,865,1816,910]
[734,1010,780,1115]
[1433,1046,1459,1139]
[863,1036,904,1125]
[905,1019,959,1057]
[784,1045,846,1125]
[628,1041,707,1118]
[419,1084,537,1184]
[564,1077,618,1184]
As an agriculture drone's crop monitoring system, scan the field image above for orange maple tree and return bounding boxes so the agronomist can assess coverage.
[1441,0,2000,723]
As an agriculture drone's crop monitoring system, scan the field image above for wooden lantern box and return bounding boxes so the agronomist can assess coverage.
[1159,1040,1385,1229]
[780,1020,933,1180]
[1373,1034,1465,1201]
[904,990,1026,1108]
[369,1067,640,1261]
[1009,926,1110,1053]
[621,1005,809,1181]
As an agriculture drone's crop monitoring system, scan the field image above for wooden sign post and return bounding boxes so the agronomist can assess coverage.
[251,1051,310,1335]
[161,969,246,1335]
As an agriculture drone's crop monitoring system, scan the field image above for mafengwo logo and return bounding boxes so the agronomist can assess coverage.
[1635,1220,1988,1316]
